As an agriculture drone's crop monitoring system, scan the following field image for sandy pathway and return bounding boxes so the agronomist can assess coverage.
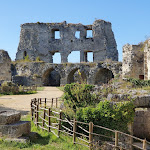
[0,87,63,114]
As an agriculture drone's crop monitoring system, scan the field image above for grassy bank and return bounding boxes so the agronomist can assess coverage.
[0,115,88,150]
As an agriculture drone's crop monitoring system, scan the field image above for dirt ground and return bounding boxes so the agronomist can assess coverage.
[0,87,63,115]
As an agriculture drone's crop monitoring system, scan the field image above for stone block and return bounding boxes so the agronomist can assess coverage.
[0,111,21,125]
[0,121,31,138]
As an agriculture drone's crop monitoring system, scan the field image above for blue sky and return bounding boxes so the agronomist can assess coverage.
[0,0,150,62]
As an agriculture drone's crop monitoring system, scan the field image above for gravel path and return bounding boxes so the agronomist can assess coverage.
[0,87,63,115]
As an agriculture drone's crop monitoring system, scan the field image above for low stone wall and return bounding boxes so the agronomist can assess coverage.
[133,109,150,140]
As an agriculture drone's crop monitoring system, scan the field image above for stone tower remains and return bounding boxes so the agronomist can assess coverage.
[122,39,150,80]
[16,20,118,63]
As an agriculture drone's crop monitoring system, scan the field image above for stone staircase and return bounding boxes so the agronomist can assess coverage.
[0,110,31,138]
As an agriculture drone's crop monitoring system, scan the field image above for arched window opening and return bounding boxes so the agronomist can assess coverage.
[68,51,80,63]
[53,52,61,64]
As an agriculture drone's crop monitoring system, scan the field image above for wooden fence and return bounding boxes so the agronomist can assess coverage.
[31,98,150,150]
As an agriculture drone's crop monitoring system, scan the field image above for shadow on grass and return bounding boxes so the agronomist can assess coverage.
[0,106,29,115]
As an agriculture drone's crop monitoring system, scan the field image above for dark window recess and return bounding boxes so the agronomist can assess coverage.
[24,51,27,57]
[139,75,144,80]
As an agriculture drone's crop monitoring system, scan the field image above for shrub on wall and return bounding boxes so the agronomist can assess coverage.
[127,78,150,88]
[76,100,135,133]
[62,83,96,109]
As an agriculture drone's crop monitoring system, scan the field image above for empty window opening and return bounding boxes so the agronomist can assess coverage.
[68,51,80,63]
[87,52,94,62]
[75,31,80,39]
[86,30,93,38]
[55,31,60,39]
[51,29,60,39]
[53,52,61,64]
[23,51,27,59]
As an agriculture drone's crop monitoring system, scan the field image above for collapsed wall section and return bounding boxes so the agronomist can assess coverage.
[16,20,118,63]
[0,50,11,84]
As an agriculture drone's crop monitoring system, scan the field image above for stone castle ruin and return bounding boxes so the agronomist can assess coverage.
[16,20,118,63]
[0,20,121,86]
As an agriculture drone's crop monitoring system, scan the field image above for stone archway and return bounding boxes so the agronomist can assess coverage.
[94,68,114,85]
[42,68,61,86]
[67,68,87,84]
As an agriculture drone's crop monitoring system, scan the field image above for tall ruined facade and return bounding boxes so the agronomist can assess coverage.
[122,39,150,80]
[16,20,118,63]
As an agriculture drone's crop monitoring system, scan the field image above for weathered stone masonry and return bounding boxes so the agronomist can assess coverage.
[122,39,150,80]
[0,50,11,84]
[16,20,118,63]
[12,62,122,86]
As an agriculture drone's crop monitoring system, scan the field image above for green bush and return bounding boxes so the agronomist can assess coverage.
[1,81,19,94]
[62,83,96,109]
[76,100,135,133]
[127,78,150,88]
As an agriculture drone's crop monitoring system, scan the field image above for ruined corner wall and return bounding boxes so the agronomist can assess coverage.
[144,39,150,80]
[16,20,118,63]
[122,44,144,79]
[0,50,11,83]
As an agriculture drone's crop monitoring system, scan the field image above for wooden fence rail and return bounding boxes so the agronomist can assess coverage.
[31,98,149,150]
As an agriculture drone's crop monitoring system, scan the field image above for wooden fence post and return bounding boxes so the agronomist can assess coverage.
[36,104,39,127]
[34,100,36,124]
[143,139,146,150]
[51,98,53,108]
[115,131,119,150]
[56,98,58,108]
[73,118,77,144]
[43,108,46,129]
[45,98,47,108]
[89,122,93,150]
[39,98,42,107]
[58,111,62,137]
[31,101,33,121]
[48,108,51,132]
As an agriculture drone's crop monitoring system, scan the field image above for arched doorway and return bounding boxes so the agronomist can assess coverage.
[67,68,87,84]
[42,68,61,86]
[94,68,114,85]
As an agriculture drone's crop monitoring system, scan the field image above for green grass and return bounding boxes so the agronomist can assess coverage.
[57,87,64,92]
[0,91,37,96]
[0,115,88,150]
[37,87,45,91]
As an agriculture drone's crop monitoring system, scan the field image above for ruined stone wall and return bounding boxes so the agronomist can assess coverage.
[134,109,150,140]
[144,39,150,80]
[12,62,122,86]
[122,44,144,79]
[16,20,118,63]
[0,50,11,84]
